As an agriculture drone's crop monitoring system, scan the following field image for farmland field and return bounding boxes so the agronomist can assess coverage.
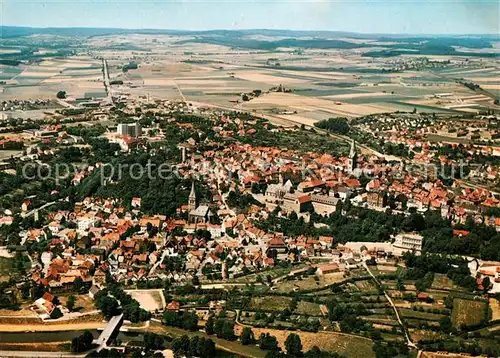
[273,272,345,293]
[431,273,463,291]
[294,301,323,316]
[451,298,488,329]
[399,308,447,321]
[234,325,375,358]
[489,298,500,321]
[247,296,292,311]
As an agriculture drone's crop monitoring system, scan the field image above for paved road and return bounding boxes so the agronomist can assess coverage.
[102,59,112,103]
[173,79,187,102]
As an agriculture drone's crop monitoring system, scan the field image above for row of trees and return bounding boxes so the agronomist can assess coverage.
[403,252,479,292]
[171,335,216,358]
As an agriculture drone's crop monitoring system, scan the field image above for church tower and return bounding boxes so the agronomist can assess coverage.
[347,139,357,173]
[188,181,197,211]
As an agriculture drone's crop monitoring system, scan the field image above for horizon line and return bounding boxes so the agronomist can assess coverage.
[2,25,499,37]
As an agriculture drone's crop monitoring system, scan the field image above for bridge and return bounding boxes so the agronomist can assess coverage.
[94,313,124,352]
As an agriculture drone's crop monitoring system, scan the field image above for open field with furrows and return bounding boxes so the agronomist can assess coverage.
[78,36,499,119]
[3,33,499,121]
[451,298,488,329]
[241,92,393,117]
[0,56,104,101]
[234,324,375,357]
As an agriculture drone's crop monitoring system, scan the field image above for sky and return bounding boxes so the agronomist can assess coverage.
[2,0,499,35]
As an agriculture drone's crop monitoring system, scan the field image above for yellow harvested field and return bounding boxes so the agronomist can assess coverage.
[0,308,37,317]
[269,114,318,127]
[324,92,390,100]
[446,67,498,75]
[202,88,255,93]
[480,84,500,90]
[144,78,176,86]
[0,321,105,332]
[176,79,236,86]
[19,71,58,77]
[234,72,307,84]
[234,325,374,357]
[42,76,102,83]
[466,77,500,82]
[278,70,350,79]
[421,352,472,358]
[244,92,392,117]
[489,298,500,321]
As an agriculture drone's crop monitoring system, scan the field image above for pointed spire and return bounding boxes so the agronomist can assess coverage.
[189,181,196,199]
[188,181,197,211]
[349,139,356,158]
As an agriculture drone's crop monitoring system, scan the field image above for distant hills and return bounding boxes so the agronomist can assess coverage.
[1,26,498,58]
[2,26,499,39]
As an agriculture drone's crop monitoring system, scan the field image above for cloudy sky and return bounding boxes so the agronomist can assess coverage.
[2,0,499,34]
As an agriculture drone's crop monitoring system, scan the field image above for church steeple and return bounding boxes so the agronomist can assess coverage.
[188,181,197,211]
[348,139,357,173]
[349,139,356,158]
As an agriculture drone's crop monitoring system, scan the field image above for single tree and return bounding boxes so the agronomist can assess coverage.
[240,326,255,345]
[67,295,76,311]
[285,333,303,357]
